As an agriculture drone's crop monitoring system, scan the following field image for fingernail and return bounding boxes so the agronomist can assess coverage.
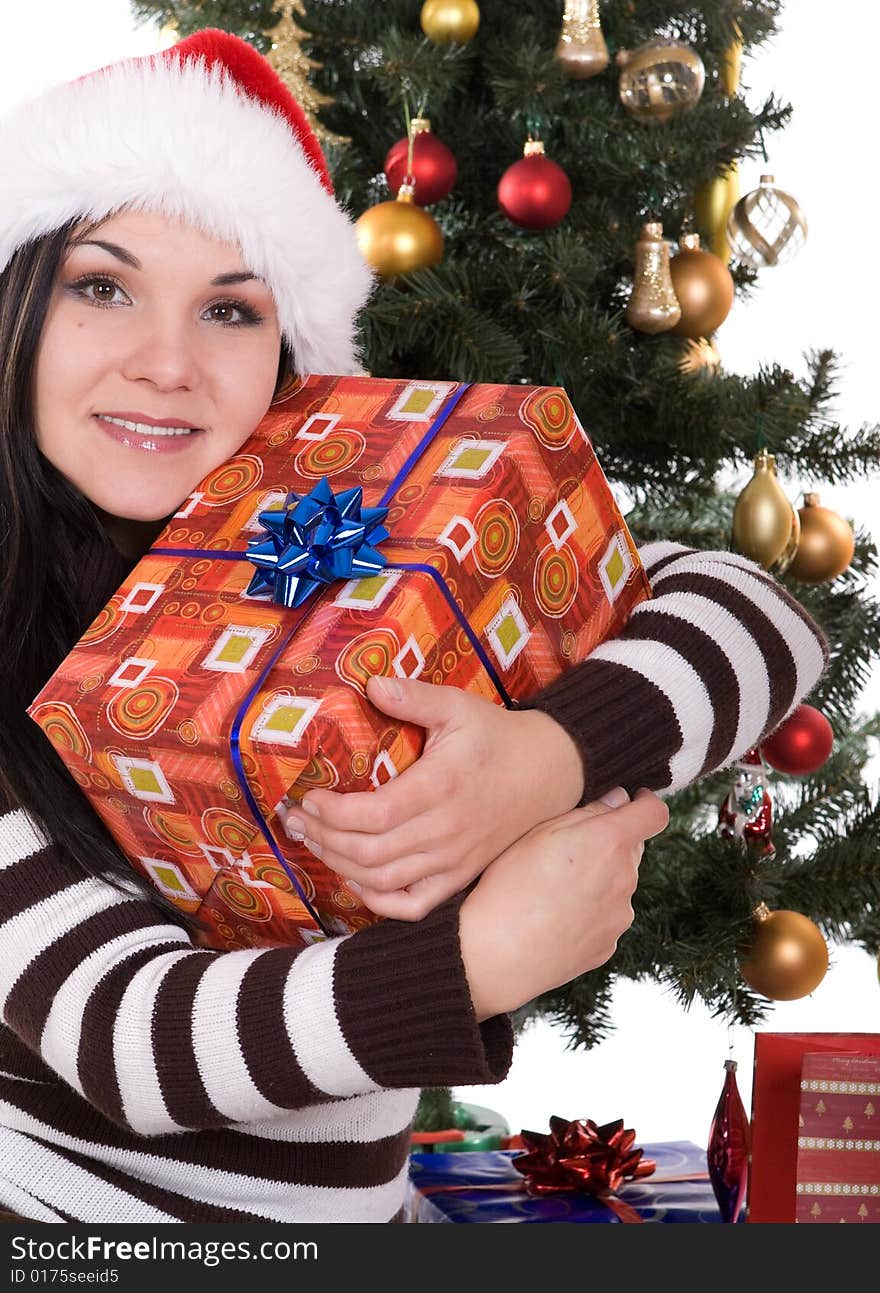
[302,799,320,818]
[346,880,363,895]
[375,675,402,700]
[303,837,322,859]
[600,786,630,808]
[283,812,306,837]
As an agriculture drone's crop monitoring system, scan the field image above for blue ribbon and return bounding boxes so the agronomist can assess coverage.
[245,478,390,609]
[151,381,516,934]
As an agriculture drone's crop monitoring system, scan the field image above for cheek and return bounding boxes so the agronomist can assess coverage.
[34,312,97,431]
[213,337,281,442]
[33,323,74,455]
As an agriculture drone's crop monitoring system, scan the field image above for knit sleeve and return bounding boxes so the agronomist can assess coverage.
[519,541,829,802]
[0,807,511,1137]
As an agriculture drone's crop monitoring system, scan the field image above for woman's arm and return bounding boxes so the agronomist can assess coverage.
[283,541,828,918]
[520,540,830,800]
[460,790,669,1021]
[0,805,510,1136]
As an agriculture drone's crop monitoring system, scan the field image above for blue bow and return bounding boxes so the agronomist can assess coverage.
[245,478,390,608]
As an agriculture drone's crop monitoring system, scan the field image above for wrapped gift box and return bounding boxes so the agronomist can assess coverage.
[749,1032,880,1223]
[406,1144,720,1223]
[795,1052,880,1223]
[28,375,649,949]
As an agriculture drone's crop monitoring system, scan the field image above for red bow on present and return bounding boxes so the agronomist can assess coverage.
[512,1116,656,1199]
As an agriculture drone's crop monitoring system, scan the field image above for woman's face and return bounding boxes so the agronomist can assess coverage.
[34,208,282,537]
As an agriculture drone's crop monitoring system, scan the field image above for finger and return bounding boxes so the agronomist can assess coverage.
[297,762,440,833]
[555,789,664,842]
[574,801,614,821]
[294,810,452,874]
[304,840,454,895]
[615,789,670,840]
[365,674,468,729]
[354,873,460,922]
[553,793,623,830]
[560,787,630,827]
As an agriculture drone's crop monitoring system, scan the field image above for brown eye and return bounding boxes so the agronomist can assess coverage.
[67,275,129,307]
[209,303,236,323]
[203,299,264,327]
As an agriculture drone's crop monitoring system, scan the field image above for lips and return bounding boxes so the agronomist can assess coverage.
[93,414,204,454]
[96,411,203,430]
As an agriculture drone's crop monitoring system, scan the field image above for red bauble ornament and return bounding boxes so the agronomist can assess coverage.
[707,1059,750,1223]
[497,140,572,231]
[761,703,834,775]
[384,117,457,206]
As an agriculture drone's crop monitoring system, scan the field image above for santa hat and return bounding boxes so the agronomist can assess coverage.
[0,29,373,376]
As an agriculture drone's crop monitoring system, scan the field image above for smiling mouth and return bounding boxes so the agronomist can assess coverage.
[95,415,200,437]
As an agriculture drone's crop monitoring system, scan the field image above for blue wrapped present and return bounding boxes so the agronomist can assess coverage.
[407,1143,723,1223]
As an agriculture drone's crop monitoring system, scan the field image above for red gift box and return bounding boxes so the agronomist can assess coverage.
[28,375,649,951]
[748,1032,880,1223]
[795,1052,880,1223]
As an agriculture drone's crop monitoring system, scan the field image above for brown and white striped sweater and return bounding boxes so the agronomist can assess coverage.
[0,537,827,1223]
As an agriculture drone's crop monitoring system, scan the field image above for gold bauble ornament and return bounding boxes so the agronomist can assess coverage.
[739,904,829,1001]
[617,38,705,124]
[669,233,735,337]
[787,492,856,584]
[554,1,609,79]
[732,449,800,572]
[624,222,681,334]
[727,174,808,268]
[420,0,480,44]
[679,336,721,375]
[354,184,443,278]
[695,163,740,263]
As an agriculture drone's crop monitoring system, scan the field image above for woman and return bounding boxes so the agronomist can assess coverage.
[0,31,825,1223]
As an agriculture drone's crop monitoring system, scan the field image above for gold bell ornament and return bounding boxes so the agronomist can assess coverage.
[731,449,800,572]
[695,163,740,263]
[624,222,681,334]
[617,38,705,124]
[554,1,609,79]
[739,904,829,1001]
[355,183,444,278]
[420,0,480,44]
[727,174,808,267]
[787,493,855,583]
[669,232,735,337]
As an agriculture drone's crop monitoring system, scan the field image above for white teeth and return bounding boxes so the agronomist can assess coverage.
[99,415,195,436]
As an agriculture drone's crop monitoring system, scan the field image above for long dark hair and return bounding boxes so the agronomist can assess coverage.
[0,223,293,918]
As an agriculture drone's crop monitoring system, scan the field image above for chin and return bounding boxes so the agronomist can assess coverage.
[92,495,179,527]
[107,480,187,517]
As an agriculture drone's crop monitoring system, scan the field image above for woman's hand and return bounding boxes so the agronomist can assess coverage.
[277,675,587,920]
[459,789,670,1021]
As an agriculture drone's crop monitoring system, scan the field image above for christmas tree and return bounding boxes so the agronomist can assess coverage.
[133,0,880,1050]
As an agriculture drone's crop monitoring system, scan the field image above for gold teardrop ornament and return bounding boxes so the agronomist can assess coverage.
[732,450,800,571]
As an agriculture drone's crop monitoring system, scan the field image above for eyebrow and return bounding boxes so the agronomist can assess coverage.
[70,239,262,286]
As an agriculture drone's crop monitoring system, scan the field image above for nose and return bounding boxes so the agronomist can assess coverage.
[119,308,202,392]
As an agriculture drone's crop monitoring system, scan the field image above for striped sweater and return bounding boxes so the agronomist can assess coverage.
[0,536,827,1223]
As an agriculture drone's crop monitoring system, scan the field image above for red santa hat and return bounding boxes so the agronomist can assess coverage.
[0,29,373,376]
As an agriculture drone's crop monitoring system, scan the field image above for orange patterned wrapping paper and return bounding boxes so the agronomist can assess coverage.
[28,375,650,950]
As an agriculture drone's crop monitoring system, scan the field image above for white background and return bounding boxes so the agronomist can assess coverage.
[1,2,878,1146]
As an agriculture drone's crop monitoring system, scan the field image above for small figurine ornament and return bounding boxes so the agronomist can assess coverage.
[717,747,775,858]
